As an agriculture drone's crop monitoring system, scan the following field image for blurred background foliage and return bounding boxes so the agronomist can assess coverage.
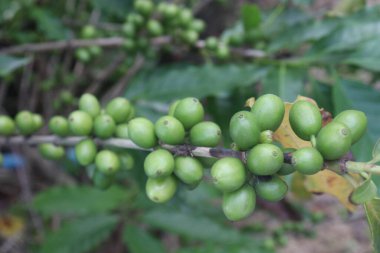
[1,0,380,252]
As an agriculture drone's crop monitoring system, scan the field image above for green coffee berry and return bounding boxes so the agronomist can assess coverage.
[251,94,285,131]
[32,114,43,132]
[211,157,246,192]
[174,156,203,186]
[92,170,114,190]
[128,117,157,148]
[205,37,218,50]
[94,114,116,139]
[216,44,230,60]
[134,0,153,16]
[0,115,15,136]
[316,122,352,160]
[106,97,132,124]
[59,91,74,105]
[146,176,177,203]
[127,13,144,27]
[247,144,284,175]
[49,116,69,137]
[181,30,199,44]
[159,3,178,19]
[88,46,102,56]
[177,9,193,26]
[75,48,91,62]
[173,97,204,129]
[262,238,276,251]
[15,111,35,135]
[68,110,93,136]
[95,150,121,175]
[79,93,100,118]
[155,116,185,145]
[190,121,222,147]
[190,19,205,33]
[0,153,3,166]
[222,185,256,221]
[118,151,135,170]
[147,19,163,37]
[144,149,174,178]
[289,100,322,140]
[292,147,323,175]
[123,38,136,52]
[255,175,288,201]
[75,139,97,166]
[127,106,135,121]
[333,110,367,144]
[229,111,260,150]
[38,143,65,160]
[115,123,129,139]
[81,25,96,38]
[122,23,136,38]
[168,100,180,116]
[277,163,295,176]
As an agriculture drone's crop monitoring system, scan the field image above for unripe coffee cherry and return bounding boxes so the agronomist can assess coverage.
[229,111,260,150]
[177,9,193,26]
[251,94,285,131]
[123,38,136,52]
[94,114,116,139]
[79,93,100,118]
[190,121,221,147]
[216,44,230,60]
[92,170,114,190]
[181,30,199,45]
[146,176,177,203]
[95,150,120,175]
[155,116,185,145]
[75,139,97,166]
[190,19,205,33]
[134,0,153,16]
[115,123,129,139]
[144,149,174,178]
[106,97,131,124]
[255,176,288,201]
[159,3,179,19]
[211,157,246,192]
[147,19,163,37]
[168,100,179,116]
[289,100,322,140]
[174,156,203,186]
[68,110,93,136]
[38,143,65,160]
[247,144,284,175]
[205,37,218,51]
[32,114,44,132]
[81,25,96,39]
[292,147,323,175]
[49,116,69,137]
[118,151,134,170]
[88,46,102,56]
[15,111,35,135]
[127,13,144,27]
[75,48,91,62]
[128,117,157,148]
[333,110,367,144]
[222,185,256,221]
[0,115,15,136]
[316,122,351,160]
[173,97,204,129]
[122,23,136,38]
[0,153,3,166]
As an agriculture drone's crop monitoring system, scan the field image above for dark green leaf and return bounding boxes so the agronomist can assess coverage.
[364,198,380,253]
[261,65,305,102]
[241,4,261,31]
[33,185,128,217]
[350,177,377,204]
[40,214,118,253]
[91,0,133,18]
[0,55,31,76]
[125,64,268,101]
[309,79,334,113]
[31,8,70,40]
[123,225,166,253]
[344,38,380,71]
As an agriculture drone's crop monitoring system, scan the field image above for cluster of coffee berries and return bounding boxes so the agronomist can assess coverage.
[75,25,102,62]
[122,0,205,54]
[0,111,43,136]
[141,97,222,203]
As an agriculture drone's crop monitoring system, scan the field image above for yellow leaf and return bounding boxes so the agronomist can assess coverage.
[244,97,255,109]
[274,95,357,211]
[0,215,24,238]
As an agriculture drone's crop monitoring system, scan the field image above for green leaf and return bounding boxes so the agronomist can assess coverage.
[40,214,118,253]
[373,139,380,161]
[0,55,31,76]
[241,4,261,31]
[143,207,243,244]
[261,65,305,102]
[309,80,334,113]
[31,7,70,40]
[33,185,128,217]
[92,0,132,18]
[125,64,268,101]
[123,225,166,253]
[344,38,380,71]
[364,198,380,253]
[350,177,377,204]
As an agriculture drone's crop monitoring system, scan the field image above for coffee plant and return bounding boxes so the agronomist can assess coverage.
[1,0,380,252]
